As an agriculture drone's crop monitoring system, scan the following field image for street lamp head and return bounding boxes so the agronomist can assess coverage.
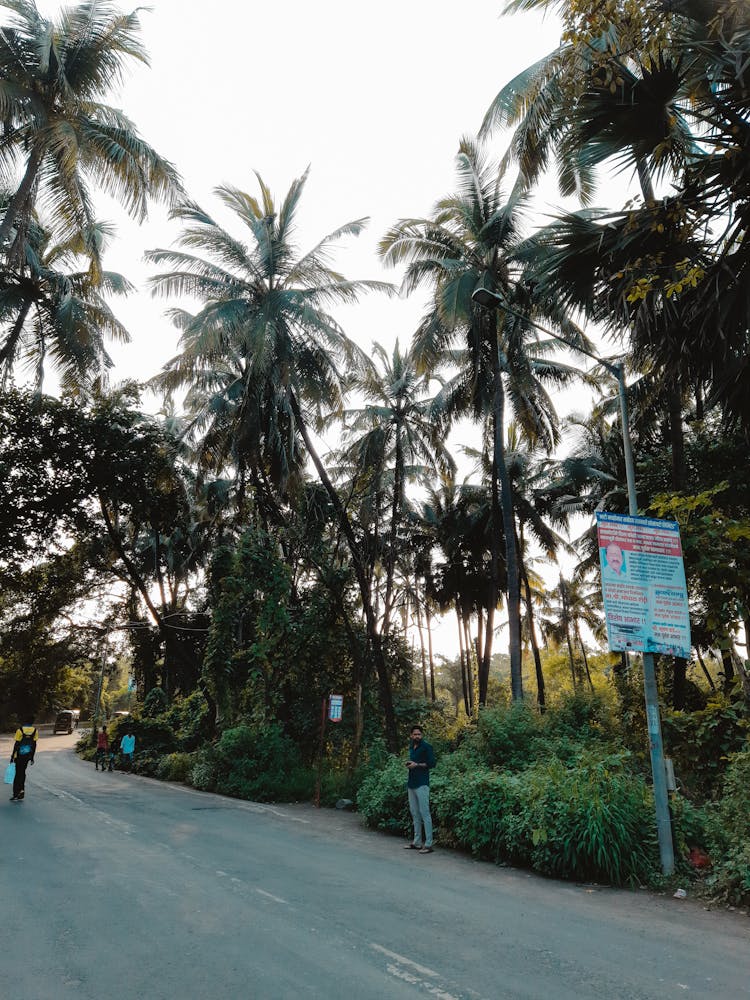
[471,286,505,311]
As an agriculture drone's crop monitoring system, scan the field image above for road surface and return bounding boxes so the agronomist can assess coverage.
[1,731,748,999]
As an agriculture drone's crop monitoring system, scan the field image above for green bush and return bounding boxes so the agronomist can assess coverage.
[156,752,195,783]
[358,746,658,885]
[704,748,750,905]
[357,756,411,835]
[189,722,314,802]
[662,699,748,801]
[142,686,168,718]
[474,703,540,771]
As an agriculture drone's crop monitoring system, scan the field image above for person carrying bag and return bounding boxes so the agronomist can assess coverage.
[10,723,37,801]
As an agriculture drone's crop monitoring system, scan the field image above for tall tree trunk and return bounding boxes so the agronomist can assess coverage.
[456,604,470,717]
[672,657,688,709]
[426,602,436,702]
[696,649,716,692]
[522,565,545,711]
[668,380,686,492]
[290,395,398,750]
[559,578,578,689]
[463,614,475,713]
[0,147,43,250]
[490,351,523,702]
[381,425,404,636]
[720,647,735,693]
[576,624,594,692]
[415,597,428,698]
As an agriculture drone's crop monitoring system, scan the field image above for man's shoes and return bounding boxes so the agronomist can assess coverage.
[403,843,420,850]
[9,795,17,801]
[17,791,24,800]
[419,847,434,854]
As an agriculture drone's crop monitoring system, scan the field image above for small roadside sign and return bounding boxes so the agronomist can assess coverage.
[328,694,344,722]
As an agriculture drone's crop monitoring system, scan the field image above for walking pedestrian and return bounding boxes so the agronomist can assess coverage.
[119,729,136,770]
[95,725,109,771]
[403,725,436,854]
[9,722,37,801]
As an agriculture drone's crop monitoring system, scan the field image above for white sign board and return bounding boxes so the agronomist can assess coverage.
[328,694,343,723]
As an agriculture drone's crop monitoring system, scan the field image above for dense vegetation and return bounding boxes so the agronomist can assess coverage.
[1,1,749,903]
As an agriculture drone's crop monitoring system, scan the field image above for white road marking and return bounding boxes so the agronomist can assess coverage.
[385,963,459,1000]
[216,870,228,877]
[255,888,288,905]
[371,944,465,1000]
[370,943,440,978]
[31,780,134,835]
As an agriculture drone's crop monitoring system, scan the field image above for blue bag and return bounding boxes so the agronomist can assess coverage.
[4,762,15,785]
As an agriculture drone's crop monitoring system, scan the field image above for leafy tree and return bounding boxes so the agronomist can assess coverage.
[0,0,181,255]
[148,171,402,748]
[0,208,131,391]
[380,139,587,704]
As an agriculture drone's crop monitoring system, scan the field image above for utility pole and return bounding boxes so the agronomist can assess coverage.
[472,287,675,875]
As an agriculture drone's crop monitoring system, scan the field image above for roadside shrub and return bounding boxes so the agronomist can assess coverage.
[473,703,540,771]
[156,752,195,783]
[357,755,410,835]
[358,746,658,885]
[662,699,748,801]
[161,691,209,751]
[704,748,750,905]
[189,722,312,802]
[108,716,177,755]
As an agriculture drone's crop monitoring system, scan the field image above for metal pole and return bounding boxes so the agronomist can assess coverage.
[615,366,675,876]
[472,288,676,873]
[93,635,108,725]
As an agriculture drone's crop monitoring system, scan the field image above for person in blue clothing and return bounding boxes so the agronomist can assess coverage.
[403,725,436,854]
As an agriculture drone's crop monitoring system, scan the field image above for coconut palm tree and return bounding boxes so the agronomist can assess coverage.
[147,169,402,748]
[337,339,455,637]
[0,205,131,391]
[0,0,181,255]
[380,139,590,703]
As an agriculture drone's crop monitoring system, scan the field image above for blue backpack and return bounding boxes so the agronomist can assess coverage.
[17,728,36,756]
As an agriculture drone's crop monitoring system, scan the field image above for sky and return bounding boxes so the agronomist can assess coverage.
[35,0,569,382]
[30,0,606,661]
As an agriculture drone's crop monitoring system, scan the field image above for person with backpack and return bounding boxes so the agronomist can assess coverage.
[10,722,37,801]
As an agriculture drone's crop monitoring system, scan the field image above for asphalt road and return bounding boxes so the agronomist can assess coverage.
[1,731,748,1000]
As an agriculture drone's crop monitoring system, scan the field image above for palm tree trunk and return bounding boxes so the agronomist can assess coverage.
[463,614,476,713]
[456,604,470,717]
[522,565,546,711]
[426,602,436,701]
[696,649,716,692]
[668,380,686,492]
[381,426,404,636]
[415,597,428,697]
[0,147,43,250]
[490,352,523,702]
[290,394,399,750]
[576,624,594,692]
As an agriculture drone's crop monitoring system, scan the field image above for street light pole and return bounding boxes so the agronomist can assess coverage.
[472,287,675,875]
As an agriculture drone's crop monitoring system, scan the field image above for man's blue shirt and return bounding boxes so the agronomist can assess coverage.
[407,739,436,788]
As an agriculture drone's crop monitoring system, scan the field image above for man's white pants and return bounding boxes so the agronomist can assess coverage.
[408,786,433,847]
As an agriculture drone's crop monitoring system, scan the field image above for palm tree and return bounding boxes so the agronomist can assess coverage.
[0,0,181,255]
[147,169,402,748]
[380,139,589,704]
[0,206,131,391]
[338,340,455,637]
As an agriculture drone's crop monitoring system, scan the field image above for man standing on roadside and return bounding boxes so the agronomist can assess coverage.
[404,725,436,854]
[9,722,37,801]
